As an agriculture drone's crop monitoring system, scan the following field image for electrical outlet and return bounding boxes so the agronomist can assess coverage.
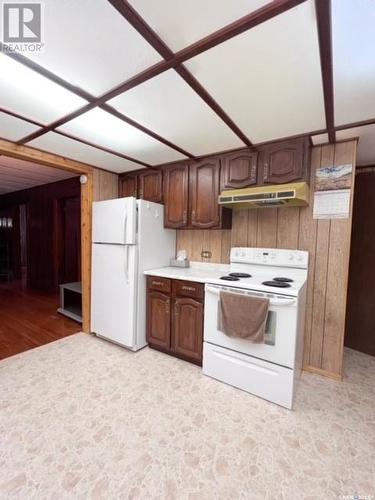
[201,250,212,260]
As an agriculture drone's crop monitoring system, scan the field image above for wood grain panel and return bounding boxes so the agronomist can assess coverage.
[93,169,119,201]
[299,146,319,365]
[309,144,334,367]
[256,208,278,247]
[322,141,357,374]
[175,141,357,379]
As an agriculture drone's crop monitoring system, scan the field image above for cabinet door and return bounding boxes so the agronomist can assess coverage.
[163,164,188,228]
[260,140,306,184]
[222,150,258,189]
[172,297,203,364]
[189,159,220,228]
[120,174,138,198]
[139,170,163,203]
[147,291,171,349]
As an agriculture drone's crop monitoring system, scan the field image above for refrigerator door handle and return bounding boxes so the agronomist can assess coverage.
[124,245,129,283]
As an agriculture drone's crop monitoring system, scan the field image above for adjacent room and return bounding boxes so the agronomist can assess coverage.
[0,156,81,359]
[0,0,374,499]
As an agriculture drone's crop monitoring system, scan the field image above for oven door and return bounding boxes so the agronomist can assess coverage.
[204,283,299,368]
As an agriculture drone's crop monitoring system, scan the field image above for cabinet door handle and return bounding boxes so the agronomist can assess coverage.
[183,210,187,224]
[139,189,143,198]
[191,210,196,223]
[165,300,170,315]
[264,163,269,180]
[174,303,180,316]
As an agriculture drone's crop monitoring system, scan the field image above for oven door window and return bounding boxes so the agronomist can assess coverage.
[264,311,276,346]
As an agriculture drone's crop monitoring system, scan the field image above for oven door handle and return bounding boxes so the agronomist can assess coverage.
[205,285,296,307]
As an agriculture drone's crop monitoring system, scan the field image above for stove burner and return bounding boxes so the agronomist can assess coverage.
[273,277,294,283]
[262,280,292,288]
[228,272,252,278]
[220,276,240,281]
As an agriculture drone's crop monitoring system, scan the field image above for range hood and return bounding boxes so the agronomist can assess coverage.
[219,182,309,209]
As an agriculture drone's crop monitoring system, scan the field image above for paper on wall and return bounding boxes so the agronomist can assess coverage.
[313,189,351,219]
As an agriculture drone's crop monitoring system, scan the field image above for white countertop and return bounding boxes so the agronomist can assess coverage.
[144,261,306,296]
[144,262,229,283]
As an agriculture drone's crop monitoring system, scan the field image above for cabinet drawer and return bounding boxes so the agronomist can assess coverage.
[173,280,204,300]
[147,276,171,294]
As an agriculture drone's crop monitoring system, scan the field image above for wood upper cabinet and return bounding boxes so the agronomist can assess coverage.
[221,149,258,190]
[138,170,163,203]
[163,164,189,228]
[189,158,221,228]
[146,291,171,349]
[172,297,203,363]
[259,139,308,184]
[119,173,138,198]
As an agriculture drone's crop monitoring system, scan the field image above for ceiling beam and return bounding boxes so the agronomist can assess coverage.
[108,0,252,146]
[2,48,193,159]
[315,0,335,143]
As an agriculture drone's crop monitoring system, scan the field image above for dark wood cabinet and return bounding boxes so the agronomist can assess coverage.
[189,158,232,229]
[172,297,203,363]
[138,170,163,203]
[259,139,308,184]
[163,164,189,228]
[221,149,258,190]
[119,173,138,198]
[146,290,171,349]
[146,277,204,365]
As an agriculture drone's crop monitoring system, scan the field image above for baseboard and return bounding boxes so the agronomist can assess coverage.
[303,364,343,381]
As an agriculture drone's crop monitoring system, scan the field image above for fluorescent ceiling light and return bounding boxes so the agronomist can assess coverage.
[0,53,87,124]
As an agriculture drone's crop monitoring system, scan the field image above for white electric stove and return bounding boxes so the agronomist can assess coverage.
[203,247,309,409]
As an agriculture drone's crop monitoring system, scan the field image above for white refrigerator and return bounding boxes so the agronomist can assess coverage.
[91,197,176,351]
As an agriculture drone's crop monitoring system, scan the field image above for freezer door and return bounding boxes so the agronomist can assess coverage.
[92,197,136,245]
[91,243,137,348]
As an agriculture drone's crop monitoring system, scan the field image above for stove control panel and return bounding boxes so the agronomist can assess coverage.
[230,247,308,269]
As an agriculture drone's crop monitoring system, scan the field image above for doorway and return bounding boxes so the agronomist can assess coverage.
[0,157,84,359]
[345,169,375,357]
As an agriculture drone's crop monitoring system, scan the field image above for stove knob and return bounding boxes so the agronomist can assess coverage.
[240,250,246,257]
[289,254,294,261]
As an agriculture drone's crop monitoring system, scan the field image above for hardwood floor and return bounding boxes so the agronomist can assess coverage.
[0,280,80,360]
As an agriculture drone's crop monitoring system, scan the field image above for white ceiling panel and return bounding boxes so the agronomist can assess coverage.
[109,70,244,155]
[57,108,187,165]
[128,0,268,51]
[23,0,162,96]
[0,54,86,124]
[0,156,75,194]
[184,1,325,143]
[332,0,375,125]
[336,126,375,167]
[311,133,329,145]
[0,112,40,141]
[28,132,143,173]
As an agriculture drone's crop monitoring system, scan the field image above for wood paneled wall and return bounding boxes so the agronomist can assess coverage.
[93,169,118,201]
[176,141,357,379]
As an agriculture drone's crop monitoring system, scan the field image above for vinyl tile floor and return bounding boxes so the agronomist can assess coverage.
[0,333,374,500]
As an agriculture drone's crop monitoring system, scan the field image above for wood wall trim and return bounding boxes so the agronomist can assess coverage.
[303,364,342,381]
[0,138,93,174]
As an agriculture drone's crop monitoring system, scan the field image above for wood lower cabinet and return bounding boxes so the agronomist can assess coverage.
[172,297,203,363]
[258,139,309,184]
[146,277,204,365]
[163,164,189,228]
[221,149,258,189]
[146,290,171,349]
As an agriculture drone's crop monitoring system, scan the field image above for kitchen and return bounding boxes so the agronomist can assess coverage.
[1,0,374,498]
